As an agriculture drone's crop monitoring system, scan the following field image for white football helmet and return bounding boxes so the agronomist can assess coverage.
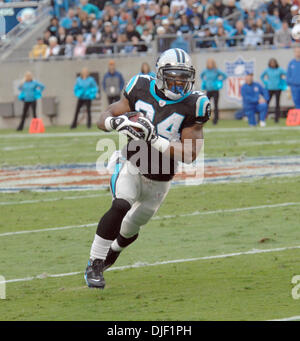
[156,48,195,100]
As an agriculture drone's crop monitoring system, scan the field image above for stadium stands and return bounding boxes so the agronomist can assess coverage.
[25,0,300,60]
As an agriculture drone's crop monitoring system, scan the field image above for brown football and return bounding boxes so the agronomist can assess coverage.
[127,112,144,131]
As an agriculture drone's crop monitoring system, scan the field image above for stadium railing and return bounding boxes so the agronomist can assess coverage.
[2,33,296,63]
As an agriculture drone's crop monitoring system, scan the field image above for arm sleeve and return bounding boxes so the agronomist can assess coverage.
[102,74,107,91]
[119,72,125,91]
[260,69,267,82]
[260,84,269,101]
[280,67,287,77]
[218,70,227,80]
[123,75,140,111]
[35,81,45,91]
[183,94,211,129]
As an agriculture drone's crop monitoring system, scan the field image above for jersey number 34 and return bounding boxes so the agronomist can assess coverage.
[135,100,184,141]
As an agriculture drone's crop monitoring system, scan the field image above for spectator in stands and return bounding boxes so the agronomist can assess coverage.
[29,37,48,59]
[244,22,264,46]
[101,21,117,43]
[241,71,269,127]
[85,26,101,44]
[47,17,59,36]
[260,58,287,122]
[161,18,176,34]
[141,28,153,45]
[73,34,87,57]
[60,9,80,30]
[213,0,226,17]
[57,26,67,45]
[170,31,190,52]
[278,0,292,24]
[263,22,275,45]
[223,0,241,27]
[290,5,299,26]
[274,20,292,47]
[69,18,83,37]
[59,34,74,58]
[16,71,45,131]
[53,0,69,19]
[287,47,300,109]
[45,36,60,58]
[139,62,156,77]
[200,58,227,125]
[229,20,247,46]
[197,26,215,48]
[43,30,51,45]
[267,0,280,15]
[126,22,141,41]
[214,26,229,49]
[71,67,98,129]
[79,0,100,18]
[102,59,125,104]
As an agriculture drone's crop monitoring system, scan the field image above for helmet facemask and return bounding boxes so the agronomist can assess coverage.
[157,65,195,100]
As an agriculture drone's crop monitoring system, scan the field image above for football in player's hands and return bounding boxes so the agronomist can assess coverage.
[124,112,145,131]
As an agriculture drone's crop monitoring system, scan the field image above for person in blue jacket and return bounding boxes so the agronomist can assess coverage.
[102,59,125,105]
[200,58,227,124]
[71,67,99,129]
[17,71,45,131]
[241,71,270,127]
[287,47,300,109]
[260,58,287,123]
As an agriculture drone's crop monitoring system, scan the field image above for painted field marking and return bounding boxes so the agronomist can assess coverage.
[267,316,300,321]
[0,126,300,139]
[0,201,299,238]
[0,193,110,206]
[1,244,300,285]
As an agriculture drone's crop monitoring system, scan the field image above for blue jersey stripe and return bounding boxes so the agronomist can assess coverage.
[198,96,209,117]
[110,163,122,197]
[125,75,138,94]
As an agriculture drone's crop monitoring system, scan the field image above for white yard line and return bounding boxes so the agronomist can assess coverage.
[0,193,110,206]
[267,315,300,321]
[1,244,300,285]
[1,126,300,139]
[0,201,299,238]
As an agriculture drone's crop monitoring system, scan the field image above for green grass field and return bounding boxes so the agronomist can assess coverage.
[0,119,300,321]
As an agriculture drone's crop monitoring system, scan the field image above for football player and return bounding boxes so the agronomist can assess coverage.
[85,48,211,289]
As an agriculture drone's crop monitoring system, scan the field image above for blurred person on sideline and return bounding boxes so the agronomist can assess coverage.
[260,58,287,123]
[70,67,99,129]
[241,71,269,127]
[102,59,125,104]
[287,47,300,109]
[139,62,156,78]
[17,72,45,131]
[200,58,227,125]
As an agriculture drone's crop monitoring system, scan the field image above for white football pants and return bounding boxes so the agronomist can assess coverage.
[109,159,171,238]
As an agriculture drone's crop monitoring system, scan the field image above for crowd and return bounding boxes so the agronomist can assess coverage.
[28,0,300,59]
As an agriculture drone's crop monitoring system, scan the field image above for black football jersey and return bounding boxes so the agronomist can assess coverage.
[122,74,210,181]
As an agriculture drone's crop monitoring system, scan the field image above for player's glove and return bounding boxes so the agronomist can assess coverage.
[104,114,144,141]
[137,116,170,153]
[136,116,155,142]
